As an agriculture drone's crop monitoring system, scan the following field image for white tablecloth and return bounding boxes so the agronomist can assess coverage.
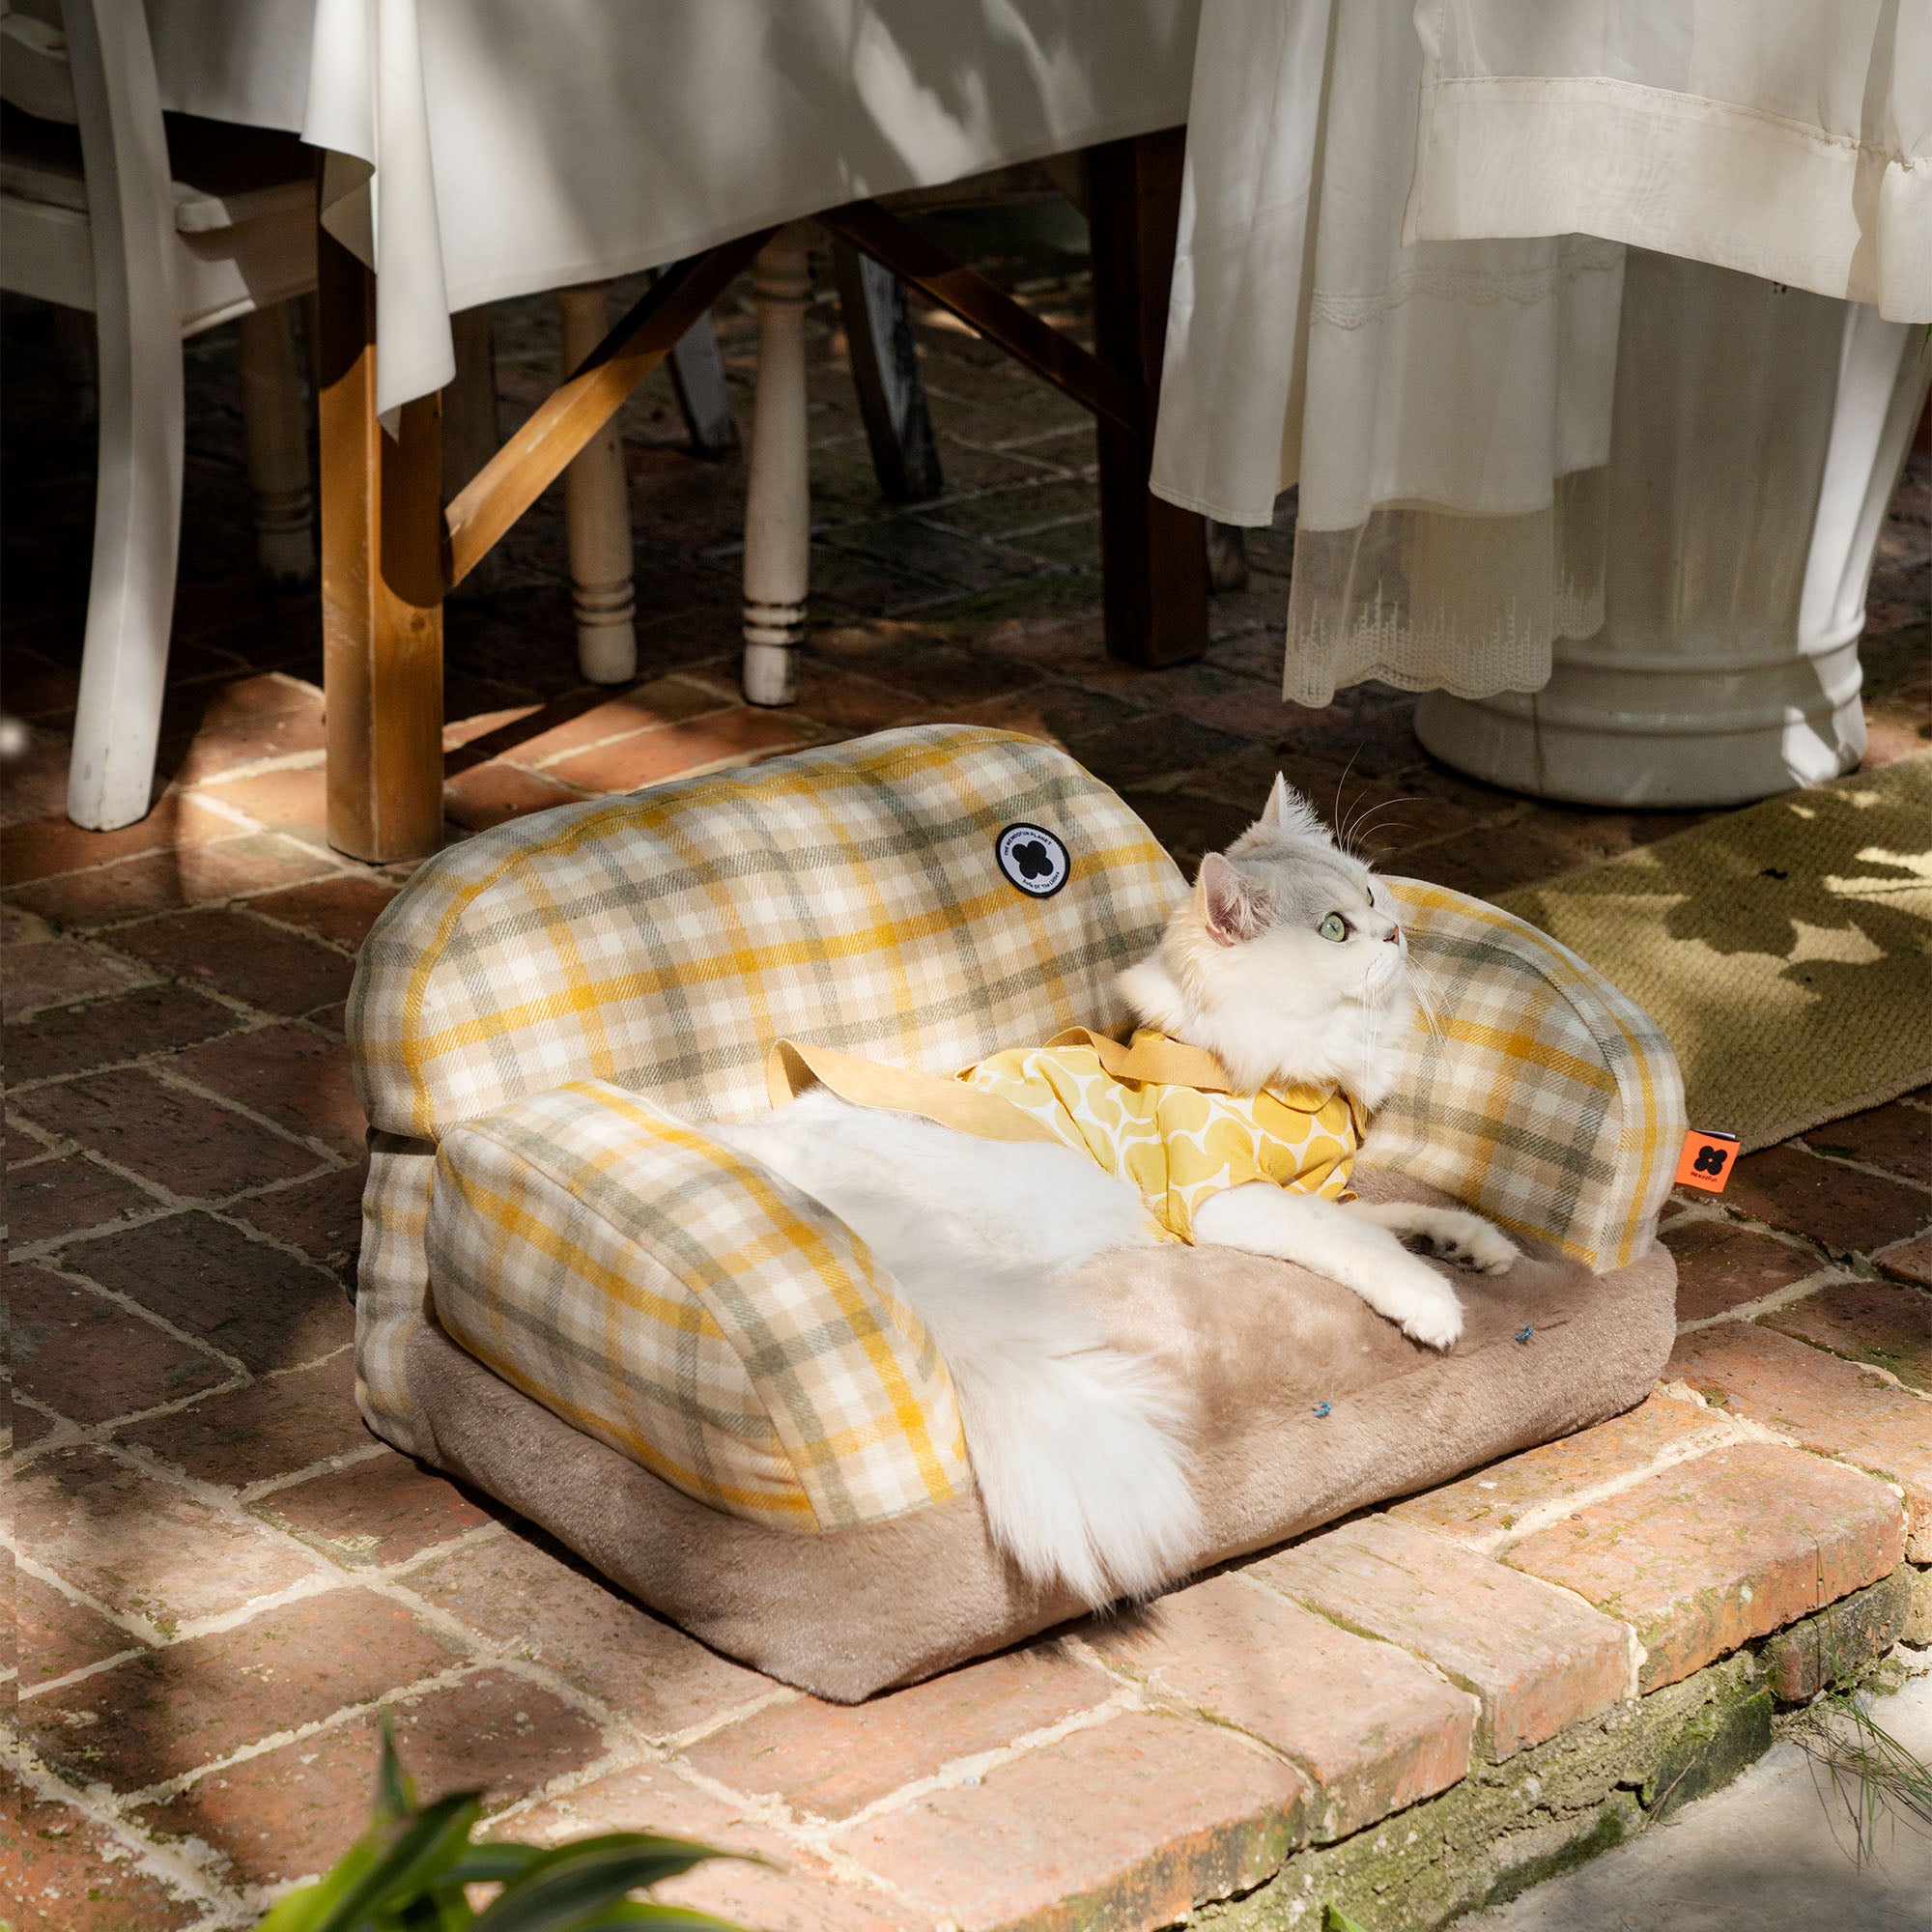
[1150,0,1928,711]
[1151,0,1627,705]
[150,0,1200,413]
[1405,0,1932,327]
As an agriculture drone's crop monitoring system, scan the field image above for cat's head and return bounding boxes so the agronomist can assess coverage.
[1118,776,1411,1103]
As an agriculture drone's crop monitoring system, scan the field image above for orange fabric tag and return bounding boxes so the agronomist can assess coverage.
[1675,1129,1740,1194]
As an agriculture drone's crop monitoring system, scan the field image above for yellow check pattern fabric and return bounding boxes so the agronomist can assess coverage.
[1376,879,1687,1270]
[350,725,1180,1455]
[959,1031,1365,1240]
[426,1080,970,1530]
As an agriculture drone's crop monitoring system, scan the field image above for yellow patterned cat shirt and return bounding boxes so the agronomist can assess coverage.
[768,1029,1367,1241]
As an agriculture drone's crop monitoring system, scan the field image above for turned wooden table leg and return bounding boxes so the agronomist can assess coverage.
[1088,129,1208,668]
[317,221,445,862]
[741,224,813,706]
[556,282,639,684]
[240,303,316,588]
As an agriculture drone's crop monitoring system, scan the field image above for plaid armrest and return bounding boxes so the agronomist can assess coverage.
[1378,880,1687,1271]
[422,1079,971,1530]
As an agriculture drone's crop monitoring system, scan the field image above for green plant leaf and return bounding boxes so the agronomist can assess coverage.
[255,1836,385,1932]
[308,1791,485,1932]
[469,1836,743,1932]
[447,1844,549,1887]
[1324,1907,1372,1932]
[376,1714,419,1823]
[400,1891,471,1932]
[569,1905,748,1931]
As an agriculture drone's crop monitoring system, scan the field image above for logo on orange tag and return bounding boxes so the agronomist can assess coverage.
[1676,1129,1740,1193]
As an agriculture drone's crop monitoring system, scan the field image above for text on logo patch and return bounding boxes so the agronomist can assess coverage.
[1674,1128,1739,1194]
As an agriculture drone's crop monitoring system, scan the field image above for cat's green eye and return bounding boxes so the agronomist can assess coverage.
[1319,913,1348,942]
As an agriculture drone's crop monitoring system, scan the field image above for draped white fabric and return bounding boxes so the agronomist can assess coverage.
[147,0,1201,417]
[1406,0,1932,327]
[1151,0,1626,706]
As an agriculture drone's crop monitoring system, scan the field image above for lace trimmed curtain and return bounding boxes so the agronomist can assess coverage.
[1151,0,1627,707]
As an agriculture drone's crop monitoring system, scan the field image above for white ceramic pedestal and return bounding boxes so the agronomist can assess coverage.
[1417,253,1931,808]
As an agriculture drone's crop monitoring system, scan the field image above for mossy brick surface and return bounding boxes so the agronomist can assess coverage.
[1089,1571,1475,1842]
[1501,1442,1904,1690]
[1193,1656,1773,1932]
[1389,1394,1728,1552]
[1907,1564,1932,1647]
[1756,1569,1915,1701]
[1668,1323,1932,1558]
[1250,1516,1632,1760]
[1761,1278,1932,1393]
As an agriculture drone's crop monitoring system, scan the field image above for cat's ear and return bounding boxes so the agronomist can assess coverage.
[1199,852,1269,946]
[1259,774,1333,846]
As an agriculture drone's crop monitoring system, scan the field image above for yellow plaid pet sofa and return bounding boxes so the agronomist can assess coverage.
[349,724,1685,1699]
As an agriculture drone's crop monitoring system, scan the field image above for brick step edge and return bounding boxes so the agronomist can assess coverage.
[1197,1624,1929,1932]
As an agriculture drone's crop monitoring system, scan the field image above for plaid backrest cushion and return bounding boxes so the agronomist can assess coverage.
[1379,880,1686,1271]
[350,726,1183,1141]
[426,1080,969,1530]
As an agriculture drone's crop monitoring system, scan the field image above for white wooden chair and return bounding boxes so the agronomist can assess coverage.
[0,0,316,830]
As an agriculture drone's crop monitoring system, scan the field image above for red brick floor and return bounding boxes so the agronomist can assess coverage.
[4,267,1930,1930]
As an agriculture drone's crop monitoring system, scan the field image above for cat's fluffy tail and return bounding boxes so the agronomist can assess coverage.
[892,1259,1202,1608]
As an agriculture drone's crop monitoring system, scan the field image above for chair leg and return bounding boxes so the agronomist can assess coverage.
[830,237,942,503]
[1206,520,1249,592]
[61,0,185,829]
[741,225,813,706]
[240,302,316,588]
[441,304,500,600]
[666,308,740,456]
[67,298,184,830]
[556,282,638,685]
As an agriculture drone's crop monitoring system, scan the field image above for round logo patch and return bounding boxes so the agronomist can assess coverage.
[996,823,1069,898]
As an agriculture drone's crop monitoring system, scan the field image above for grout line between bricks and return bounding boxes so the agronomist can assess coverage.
[20,1258,256,1388]
[114,1658,483,1811]
[655,1684,801,1755]
[1,1732,239,1928]
[1792,1136,1932,1200]
[236,1440,391,1505]
[1673,1261,1859,1331]
[9,1547,167,1650]
[1469,1417,1747,1557]
[12,1640,151,1702]
[147,1059,361,1169]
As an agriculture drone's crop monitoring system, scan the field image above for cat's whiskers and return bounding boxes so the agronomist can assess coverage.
[1338,795,1421,861]
[1409,974,1447,1051]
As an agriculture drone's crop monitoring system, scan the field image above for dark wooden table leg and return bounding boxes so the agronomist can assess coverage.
[1088,128,1208,668]
[317,220,445,864]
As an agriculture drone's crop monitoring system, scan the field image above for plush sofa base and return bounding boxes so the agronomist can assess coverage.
[407,1176,1676,1702]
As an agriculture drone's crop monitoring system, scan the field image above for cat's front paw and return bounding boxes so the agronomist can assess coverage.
[1400,1285,1464,1350]
[1453,1221,1519,1276]
[1415,1208,1519,1276]
[1382,1257,1463,1350]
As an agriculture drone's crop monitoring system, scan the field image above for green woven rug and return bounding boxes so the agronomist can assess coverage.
[1499,757,1932,1151]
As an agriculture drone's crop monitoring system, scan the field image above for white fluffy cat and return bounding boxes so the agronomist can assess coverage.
[712,776,1516,1608]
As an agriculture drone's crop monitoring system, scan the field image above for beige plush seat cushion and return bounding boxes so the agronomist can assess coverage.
[409,1168,1675,1702]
